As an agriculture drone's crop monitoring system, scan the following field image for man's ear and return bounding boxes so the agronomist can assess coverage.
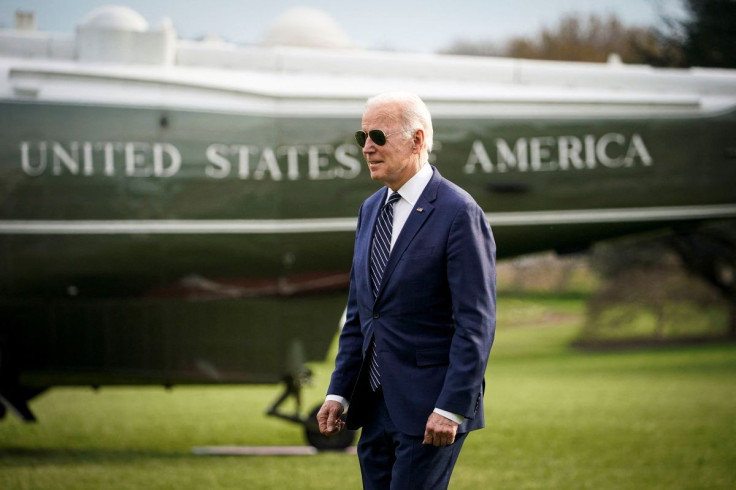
[413,129,425,153]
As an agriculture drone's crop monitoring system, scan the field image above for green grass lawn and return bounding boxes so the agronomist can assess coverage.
[1,294,735,489]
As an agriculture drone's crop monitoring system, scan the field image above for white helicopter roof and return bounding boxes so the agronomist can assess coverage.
[1,5,735,118]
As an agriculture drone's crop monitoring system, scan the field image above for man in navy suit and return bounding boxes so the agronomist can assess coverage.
[317,92,496,489]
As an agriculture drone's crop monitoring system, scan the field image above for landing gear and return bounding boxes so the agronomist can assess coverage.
[266,369,356,451]
[0,385,45,422]
[0,343,45,422]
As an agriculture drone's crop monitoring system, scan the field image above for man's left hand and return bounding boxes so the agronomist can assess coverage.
[316,400,345,436]
[423,412,459,446]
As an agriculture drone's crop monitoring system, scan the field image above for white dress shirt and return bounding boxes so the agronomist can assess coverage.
[387,161,433,251]
[327,163,465,425]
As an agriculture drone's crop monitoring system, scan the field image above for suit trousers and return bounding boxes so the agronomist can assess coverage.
[357,387,467,490]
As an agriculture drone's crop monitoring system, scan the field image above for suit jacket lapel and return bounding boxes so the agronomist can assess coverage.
[374,168,442,302]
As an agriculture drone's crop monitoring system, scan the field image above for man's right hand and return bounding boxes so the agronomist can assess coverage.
[317,400,345,436]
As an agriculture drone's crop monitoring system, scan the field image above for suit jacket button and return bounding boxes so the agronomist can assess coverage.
[373,312,380,319]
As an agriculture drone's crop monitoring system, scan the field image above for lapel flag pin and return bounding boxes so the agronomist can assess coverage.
[416,207,424,212]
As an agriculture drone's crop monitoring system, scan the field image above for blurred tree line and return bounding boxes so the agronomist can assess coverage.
[583,225,736,342]
[441,0,736,68]
[444,0,736,342]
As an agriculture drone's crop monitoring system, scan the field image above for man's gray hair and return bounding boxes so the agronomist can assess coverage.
[365,92,434,153]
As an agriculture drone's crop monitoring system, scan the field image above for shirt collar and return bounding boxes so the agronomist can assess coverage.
[386,162,432,206]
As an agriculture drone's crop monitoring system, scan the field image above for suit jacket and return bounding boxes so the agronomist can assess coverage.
[327,166,496,437]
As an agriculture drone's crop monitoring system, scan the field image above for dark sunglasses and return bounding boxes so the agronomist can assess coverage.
[354,129,407,147]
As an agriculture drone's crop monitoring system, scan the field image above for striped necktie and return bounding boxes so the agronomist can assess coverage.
[370,191,401,298]
[368,191,400,391]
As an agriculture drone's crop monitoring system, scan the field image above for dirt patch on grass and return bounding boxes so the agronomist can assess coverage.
[572,335,736,350]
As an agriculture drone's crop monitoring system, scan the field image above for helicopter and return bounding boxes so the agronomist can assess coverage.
[1,6,735,449]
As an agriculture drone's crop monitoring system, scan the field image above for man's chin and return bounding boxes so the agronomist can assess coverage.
[368,170,384,182]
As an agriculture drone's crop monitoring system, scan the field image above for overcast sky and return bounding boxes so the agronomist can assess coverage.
[0,0,687,53]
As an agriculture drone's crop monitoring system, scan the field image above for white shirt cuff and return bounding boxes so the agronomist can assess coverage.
[326,394,349,412]
[433,408,465,424]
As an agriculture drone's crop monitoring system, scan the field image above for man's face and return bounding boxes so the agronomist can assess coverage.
[360,102,420,191]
